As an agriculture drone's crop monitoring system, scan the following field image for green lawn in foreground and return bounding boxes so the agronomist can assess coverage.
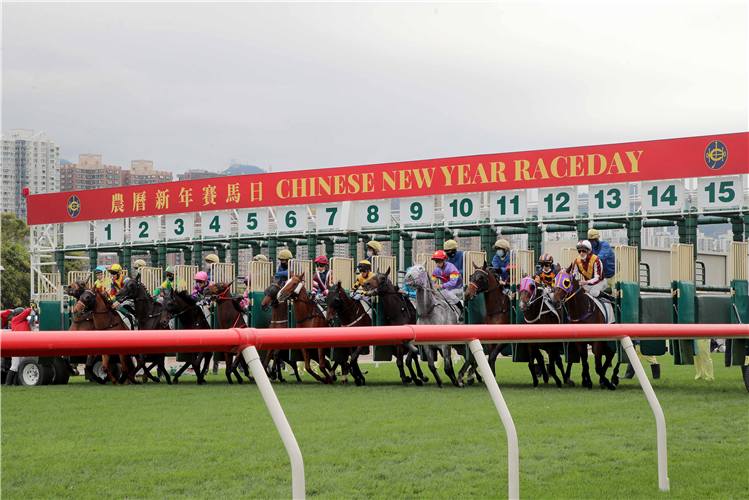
[1,353,747,500]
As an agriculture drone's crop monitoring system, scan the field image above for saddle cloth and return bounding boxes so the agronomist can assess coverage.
[592,297,615,324]
[115,310,135,330]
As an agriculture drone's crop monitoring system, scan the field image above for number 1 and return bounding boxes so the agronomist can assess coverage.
[104,224,111,240]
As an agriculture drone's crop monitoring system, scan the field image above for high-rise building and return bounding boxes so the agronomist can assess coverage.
[1,129,60,220]
[177,169,226,182]
[60,154,123,191]
[123,160,172,185]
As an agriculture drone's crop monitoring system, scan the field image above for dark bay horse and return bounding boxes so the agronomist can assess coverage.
[276,272,335,385]
[260,282,301,383]
[552,269,618,390]
[517,276,567,388]
[115,277,172,384]
[363,269,429,386]
[66,279,97,381]
[464,263,512,377]
[203,282,252,384]
[75,288,139,385]
[163,290,211,385]
[325,282,369,386]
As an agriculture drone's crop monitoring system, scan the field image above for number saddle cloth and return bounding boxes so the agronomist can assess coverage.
[590,295,615,324]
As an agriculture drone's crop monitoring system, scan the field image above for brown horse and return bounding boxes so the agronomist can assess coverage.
[162,289,211,385]
[362,269,429,386]
[464,263,512,377]
[203,282,252,384]
[260,282,302,383]
[276,272,335,385]
[552,269,617,390]
[325,282,369,386]
[66,280,99,382]
[517,276,568,388]
[74,288,139,385]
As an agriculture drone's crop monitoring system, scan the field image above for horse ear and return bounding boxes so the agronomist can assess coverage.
[298,271,305,281]
[482,261,487,270]
[421,260,427,268]
[472,262,479,270]
[385,267,390,277]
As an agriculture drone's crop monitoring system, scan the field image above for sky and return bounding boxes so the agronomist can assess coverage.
[2,2,747,175]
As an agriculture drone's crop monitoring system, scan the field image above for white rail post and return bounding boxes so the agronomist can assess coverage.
[620,336,669,492]
[242,346,306,499]
[468,339,519,500]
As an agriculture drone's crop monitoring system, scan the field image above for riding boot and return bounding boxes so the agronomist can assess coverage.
[620,362,636,379]
[651,364,661,380]
[4,370,17,387]
[599,291,615,303]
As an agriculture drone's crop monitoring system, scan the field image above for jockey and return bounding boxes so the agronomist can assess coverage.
[431,250,463,317]
[535,254,561,290]
[443,239,464,286]
[571,240,609,300]
[94,265,108,291]
[491,239,511,283]
[275,249,293,285]
[352,260,373,302]
[109,264,137,327]
[153,266,176,302]
[131,259,147,280]
[191,271,212,304]
[310,256,332,302]
[365,240,381,264]
[588,229,616,290]
[204,253,220,282]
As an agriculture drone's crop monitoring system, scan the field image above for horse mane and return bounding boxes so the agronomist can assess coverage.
[175,289,195,305]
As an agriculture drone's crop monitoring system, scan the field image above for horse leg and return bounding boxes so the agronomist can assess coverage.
[350,346,366,386]
[424,346,443,388]
[547,349,563,388]
[527,345,540,388]
[316,349,334,384]
[599,344,617,390]
[227,352,242,384]
[443,346,463,388]
[287,355,302,382]
[593,342,607,390]
[488,343,505,377]
[264,350,276,380]
[456,354,472,387]
[102,355,120,385]
[200,352,213,377]
[158,354,172,385]
[534,347,549,384]
[579,344,592,390]
[273,351,288,382]
[471,359,483,384]
[395,347,412,386]
[404,342,428,383]
[302,350,327,384]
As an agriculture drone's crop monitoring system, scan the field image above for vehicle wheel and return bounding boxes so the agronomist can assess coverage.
[91,356,121,383]
[52,357,71,385]
[18,358,50,386]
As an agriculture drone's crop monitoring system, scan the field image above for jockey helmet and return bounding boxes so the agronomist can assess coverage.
[277,249,293,260]
[576,240,592,252]
[205,254,219,263]
[165,266,174,277]
[133,259,147,269]
[194,271,209,282]
[431,250,447,261]
[366,240,382,253]
[95,265,107,273]
[253,254,268,262]
[539,254,554,265]
[357,260,371,272]
[244,275,249,284]
[443,239,458,251]
[314,256,329,265]
[109,264,122,273]
[493,239,510,250]
[587,228,600,240]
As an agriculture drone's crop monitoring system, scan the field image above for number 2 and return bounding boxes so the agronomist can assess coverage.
[138,221,149,238]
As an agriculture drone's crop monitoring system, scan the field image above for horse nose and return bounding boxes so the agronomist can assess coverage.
[519,301,527,312]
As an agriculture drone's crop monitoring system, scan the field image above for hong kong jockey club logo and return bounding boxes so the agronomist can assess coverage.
[704,140,727,170]
[67,195,81,218]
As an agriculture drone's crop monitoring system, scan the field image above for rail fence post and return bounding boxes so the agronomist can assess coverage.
[242,346,306,499]
[620,336,669,492]
[468,339,519,500]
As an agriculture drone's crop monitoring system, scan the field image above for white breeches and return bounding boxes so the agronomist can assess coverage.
[10,357,22,371]
[583,280,606,298]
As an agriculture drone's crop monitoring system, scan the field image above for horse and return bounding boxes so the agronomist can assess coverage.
[517,276,568,388]
[260,282,302,383]
[552,269,618,390]
[74,288,140,385]
[276,272,336,385]
[162,289,211,385]
[362,269,429,387]
[115,276,173,384]
[65,278,95,379]
[464,262,512,378]
[203,282,253,384]
[324,282,369,386]
[404,263,473,388]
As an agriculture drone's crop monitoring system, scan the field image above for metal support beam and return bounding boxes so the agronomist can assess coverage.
[56,250,65,286]
[230,240,240,277]
[527,223,542,262]
[627,217,643,262]
[193,241,203,267]
[347,233,358,261]
[158,245,167,270]
[480,225,496,259]
[268,237,278,265]
[434,227,445,250]
[307,234,318,260]
[390,230,400,272]
[402,232,413,269]
[88,249,98,271]
[576,218,589,241]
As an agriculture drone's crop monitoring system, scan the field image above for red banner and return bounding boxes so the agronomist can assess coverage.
[26,132,747,225]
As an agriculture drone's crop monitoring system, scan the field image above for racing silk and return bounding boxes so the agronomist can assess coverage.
[536,264,561,288]
[353,272,372,294]
[572,254,604,286]
[110,275,130,298]
[94,279,106,292]
[154,278,175,296]
[446,250,464,287]
[491,253,511,282]
[275,264,289,284]
[11,308,32,332]
[432,262,461,291]
[312,270,331,295]
[191,281,212,300]
[590,240,615,280]
[401,282,417,299]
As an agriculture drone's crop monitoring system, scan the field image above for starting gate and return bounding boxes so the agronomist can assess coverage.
[37,273,62,302]
[330,257,354,290]
[139,267,162,295]
[289,259,314,284]
[415,253,436,277]
[67,271,93,288]
[614,245,639,284]
[730,241,748,281]
[560,247,577,270]
[462,251,486,276]
[172,265,197,292]
[509,249,534,284]
[670,244,694,282]
[209,263,237,293]
[250,260,274,328]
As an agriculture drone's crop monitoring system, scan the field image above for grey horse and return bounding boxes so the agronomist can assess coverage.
[404,263,468,388]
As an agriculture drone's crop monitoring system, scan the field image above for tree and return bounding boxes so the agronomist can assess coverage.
[1,213,30,309]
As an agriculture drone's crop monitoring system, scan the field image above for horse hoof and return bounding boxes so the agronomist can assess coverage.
[467,378,475,386]
[612,376,620,386]
[607,383,617,391]
[404,376,412,383]
[414,379,423,387]
[565,379,575,387]
[237,378,243,385]
[421,376,429,383]
[172,377,179,384]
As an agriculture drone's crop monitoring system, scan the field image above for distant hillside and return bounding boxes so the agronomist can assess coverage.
[60,158,72,165]
[222,164,264,176]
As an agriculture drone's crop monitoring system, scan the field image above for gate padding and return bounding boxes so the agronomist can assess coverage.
[729,280,748,366]
[671,281,695,365]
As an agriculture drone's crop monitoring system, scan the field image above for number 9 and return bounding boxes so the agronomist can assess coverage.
[410,202,422,221]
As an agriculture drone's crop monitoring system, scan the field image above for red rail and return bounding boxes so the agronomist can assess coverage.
[2,324,747,357]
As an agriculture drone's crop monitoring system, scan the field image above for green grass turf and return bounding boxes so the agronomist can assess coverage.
[1,353,747,499]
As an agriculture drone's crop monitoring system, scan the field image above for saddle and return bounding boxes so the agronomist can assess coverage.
[115,309,136,330]
[591,296,615,324]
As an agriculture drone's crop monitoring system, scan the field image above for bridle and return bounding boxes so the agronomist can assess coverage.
[554,271,596,323]
[469,268,510,316]
[78,289,123,329]
[326,285,367,327]
[279,277,326,324]
[405,266,450,319]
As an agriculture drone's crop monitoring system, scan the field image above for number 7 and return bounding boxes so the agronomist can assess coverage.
[326,207,338,226]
